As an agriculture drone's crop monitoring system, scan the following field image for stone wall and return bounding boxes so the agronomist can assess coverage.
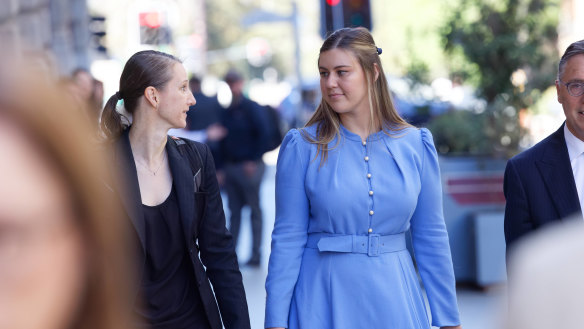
[0,0,89,75]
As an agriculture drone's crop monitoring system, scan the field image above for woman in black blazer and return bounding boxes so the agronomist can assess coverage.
[101,50,250,329]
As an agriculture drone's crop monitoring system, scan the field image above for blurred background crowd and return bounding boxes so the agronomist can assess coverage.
[2,0,581,151]
[0,0,583,328]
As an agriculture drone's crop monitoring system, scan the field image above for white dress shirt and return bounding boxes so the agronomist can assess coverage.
[564,124,584,217]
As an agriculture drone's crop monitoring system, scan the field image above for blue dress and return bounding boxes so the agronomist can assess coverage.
[265,124,460,329]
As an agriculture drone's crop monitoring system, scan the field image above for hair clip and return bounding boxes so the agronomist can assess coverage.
[376,47,382,55]
[115,91,123,100]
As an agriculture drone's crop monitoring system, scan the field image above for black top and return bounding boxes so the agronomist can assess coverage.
[112,130,251,329]
[136,184,211,329]
[219,96,268,165]
[186,92,222,131]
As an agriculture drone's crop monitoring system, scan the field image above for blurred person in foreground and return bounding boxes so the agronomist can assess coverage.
[504,40,584,252]
[100,50,250,329]
[0,66,132,329]
[219,69,268,267]
[506,214,584,329]
[264,27,461,329]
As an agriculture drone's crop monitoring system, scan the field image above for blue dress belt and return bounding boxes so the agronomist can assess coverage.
[306,232,407,257]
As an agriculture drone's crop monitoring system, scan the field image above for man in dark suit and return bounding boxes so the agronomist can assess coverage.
[218,69,269,267]
[504,40,584,250]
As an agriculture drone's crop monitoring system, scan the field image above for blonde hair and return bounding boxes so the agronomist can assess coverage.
[303,27,412,164]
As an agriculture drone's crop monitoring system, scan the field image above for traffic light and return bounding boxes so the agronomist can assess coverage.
[89,15,107,53]
[139,12,172,45]
[344,0,372,28]
[321,0,372,38]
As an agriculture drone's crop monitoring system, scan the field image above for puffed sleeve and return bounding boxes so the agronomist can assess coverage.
[265,129,311,328]
[410,128,461,327]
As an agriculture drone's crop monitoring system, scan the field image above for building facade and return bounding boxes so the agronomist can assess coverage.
[0,0,89,75]
[559,0,583,52]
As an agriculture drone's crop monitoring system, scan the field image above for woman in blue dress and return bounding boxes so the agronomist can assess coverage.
[265,28,462,329]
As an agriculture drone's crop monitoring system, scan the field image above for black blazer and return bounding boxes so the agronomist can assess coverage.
[504,123,582,250]
[110,129,250,329]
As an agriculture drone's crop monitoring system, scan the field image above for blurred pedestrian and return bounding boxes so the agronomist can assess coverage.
[169,76,226,144]
[71,68,95,103]
[265,27,462,329]
[0,66,132,329]
[219,69,269,267]
[504,40,584,252]
[186,76,223,133]
[186,76,226,164]
[299,88,318,125]
[100,50,250,329]
[70,68,105,134]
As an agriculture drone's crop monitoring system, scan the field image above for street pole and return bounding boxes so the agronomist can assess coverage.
[193,0,208,75]
[332,0,343,31]
[240,2,305,123]
[291,0,303,119]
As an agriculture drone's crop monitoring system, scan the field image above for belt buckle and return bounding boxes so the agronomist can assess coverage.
[368,234,380,257]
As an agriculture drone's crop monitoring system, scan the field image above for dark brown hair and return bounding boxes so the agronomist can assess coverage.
[0,63,133,329]
[100,50,181,139]
[303,27,411,164]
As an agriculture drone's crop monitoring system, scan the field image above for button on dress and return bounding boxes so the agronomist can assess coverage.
[265,125,460,329]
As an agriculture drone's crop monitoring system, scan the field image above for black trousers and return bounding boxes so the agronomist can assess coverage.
[224,160,265,262]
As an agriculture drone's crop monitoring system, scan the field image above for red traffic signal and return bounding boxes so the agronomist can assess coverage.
[138,12,171,45]
[139,12,162,29]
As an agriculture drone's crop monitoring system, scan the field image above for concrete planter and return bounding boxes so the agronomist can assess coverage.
[439,155,507,286]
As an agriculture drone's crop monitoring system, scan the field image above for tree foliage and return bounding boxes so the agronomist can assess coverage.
[428,110,489,155]
[438,0,559,156]
[205,1,293,79]
[443,0,559,104]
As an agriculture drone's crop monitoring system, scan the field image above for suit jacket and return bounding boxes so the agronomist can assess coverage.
[110,129,250,329]
[504,123,582,250]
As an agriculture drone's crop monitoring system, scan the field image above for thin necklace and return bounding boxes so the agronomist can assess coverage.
[137,151,167,176]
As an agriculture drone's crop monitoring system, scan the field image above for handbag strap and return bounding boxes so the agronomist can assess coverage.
[172,136,209,238]
[172,136,205,189]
